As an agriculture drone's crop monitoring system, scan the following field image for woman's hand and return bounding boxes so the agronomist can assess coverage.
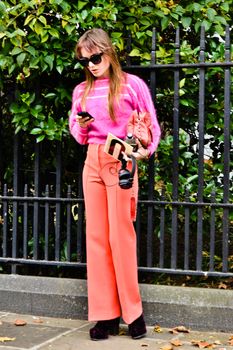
[132,147,150,160]
[76,115,94,128]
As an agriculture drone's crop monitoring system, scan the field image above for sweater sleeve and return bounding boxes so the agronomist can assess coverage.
[128,74,161,156]
[69,84,88,145]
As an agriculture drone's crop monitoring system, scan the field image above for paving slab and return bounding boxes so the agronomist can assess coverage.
[0,312,233,350]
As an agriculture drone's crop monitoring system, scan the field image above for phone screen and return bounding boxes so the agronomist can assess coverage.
[78,111,94,120]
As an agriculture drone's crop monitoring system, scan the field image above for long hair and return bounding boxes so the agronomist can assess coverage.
[75,28,124,121]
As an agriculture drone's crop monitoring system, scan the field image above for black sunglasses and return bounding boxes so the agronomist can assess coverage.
[78,52,104,67]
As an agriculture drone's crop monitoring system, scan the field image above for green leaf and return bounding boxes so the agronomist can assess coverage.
[41,33,49,43]
[179,78,186,88]
[139,18,151,26]
[142,52,151,60]
[49,28,60,38]
[22,118,30,126]
[129,48,141,57]
[34,21,44,35]
[44,55,54,70]
[30,128,42,135]
[78,1,88,11]
[39,15,47,26]
[10,103,20,113]
[214,16,227,25]
[24,14,35,26]
[207,8,217,22]
[193,3,202,12]
[220,3,229,12]
[25,46,37,57]
[111,32,122,38]
[56,66,63,74]
[14,29,26,37]
[161,17,169,31]
[15,125,22,134]
[123,17,136,24]
[181,17,192,29]
[141,6,153,13]
[8,63,16,74]
[180,99,190,106]
[45,93,56,98]
[36,135,46,142]
[11,47,23,55]
[16,53,26,66]
[201,20,212,31]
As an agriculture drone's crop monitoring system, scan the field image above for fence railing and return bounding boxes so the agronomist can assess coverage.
[0,26,232,277]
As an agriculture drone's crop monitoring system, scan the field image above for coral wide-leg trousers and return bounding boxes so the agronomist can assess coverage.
[82,144,142,324]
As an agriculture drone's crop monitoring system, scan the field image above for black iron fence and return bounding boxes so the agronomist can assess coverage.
[0,26,232,277]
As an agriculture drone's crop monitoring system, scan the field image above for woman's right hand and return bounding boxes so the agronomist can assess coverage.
[76,115,94,128]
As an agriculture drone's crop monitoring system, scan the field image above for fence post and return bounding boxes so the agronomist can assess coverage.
[196,26,206,271]
[222,25,231,272]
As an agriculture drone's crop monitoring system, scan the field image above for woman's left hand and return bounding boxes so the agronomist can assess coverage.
[132,147,150,160]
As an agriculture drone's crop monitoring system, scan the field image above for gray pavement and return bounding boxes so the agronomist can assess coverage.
[0,312,233,350]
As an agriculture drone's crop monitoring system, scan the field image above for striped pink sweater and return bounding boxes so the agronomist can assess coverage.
[69,72,161,155]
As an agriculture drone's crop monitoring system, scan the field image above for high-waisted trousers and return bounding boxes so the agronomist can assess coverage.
[82,144,142,324]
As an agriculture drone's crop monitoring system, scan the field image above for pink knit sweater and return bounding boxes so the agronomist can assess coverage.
[69,72,161,155]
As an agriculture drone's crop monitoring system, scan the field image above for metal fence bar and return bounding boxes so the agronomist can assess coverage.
[12,134,21,273]
[66,185,72,262]
[76,147,85,262]
[159,189,165,268]
[44,185,50,261]
[136,204,142,265]
[209,191,216,272]
[171,27,180,269]
[222,25,231,273]
[146,28,157,267]
[184,189,190,270]
[196,26,206,271]
[33,142,40,260]
[0,105,3,187]
[2,184,8,257]
[23,184,29,259]
[55,142,62,261]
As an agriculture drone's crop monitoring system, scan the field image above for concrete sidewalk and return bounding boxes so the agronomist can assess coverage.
[0,312,233,350]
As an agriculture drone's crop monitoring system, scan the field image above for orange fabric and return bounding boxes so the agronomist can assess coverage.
[82,144,142,324]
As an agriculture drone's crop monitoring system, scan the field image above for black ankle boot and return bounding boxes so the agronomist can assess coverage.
[89,317,120,341]
[128,314,147,339]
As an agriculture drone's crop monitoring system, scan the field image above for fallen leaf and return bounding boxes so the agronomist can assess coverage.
[14,319,27,326]
[33,318,44,324]
[160,344,173,350]
[228,339,233,346]
[171,339,183,347]
[154,325,163,333]
[191,340,214,348]
[170,326,190,334]
[0,337,16,343]
[218,283,227,289]
[213,340,221,345]
[119,328,127,336]
[228,335,233,340]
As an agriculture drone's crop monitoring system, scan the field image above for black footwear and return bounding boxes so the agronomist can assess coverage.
[89,317,120,341]
[128,314,147,339]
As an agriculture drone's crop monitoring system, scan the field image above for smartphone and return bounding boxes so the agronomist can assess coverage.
[77,111,94,121]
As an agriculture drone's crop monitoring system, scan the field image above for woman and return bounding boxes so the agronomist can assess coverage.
[69,28,161,341]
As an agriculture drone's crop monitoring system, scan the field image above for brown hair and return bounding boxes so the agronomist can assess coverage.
[75,28,124,121]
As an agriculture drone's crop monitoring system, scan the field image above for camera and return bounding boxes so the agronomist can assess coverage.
[118,155,136,189]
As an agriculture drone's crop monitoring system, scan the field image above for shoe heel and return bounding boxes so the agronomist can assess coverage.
[109,324,119,336]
